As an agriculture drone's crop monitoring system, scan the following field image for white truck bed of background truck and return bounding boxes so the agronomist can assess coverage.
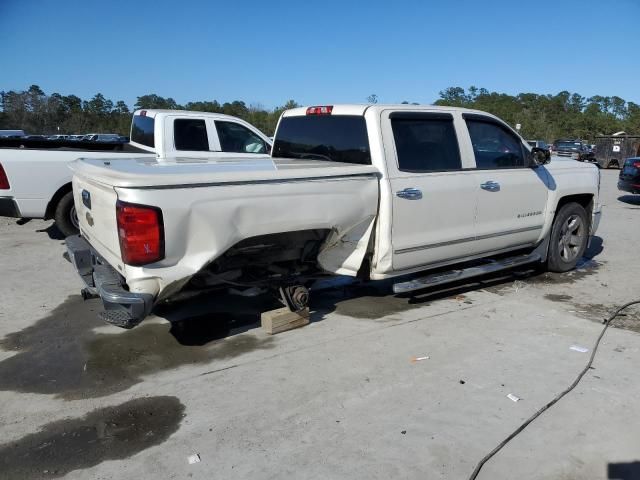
[0,110,272,235]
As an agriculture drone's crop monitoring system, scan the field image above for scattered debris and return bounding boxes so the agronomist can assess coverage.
[506,393,521,402]
[459,380,466,385]
[410,356,430,363]
[570,345,589,353]
[188,453,201,464]
[401,430,407,435]
[513,280,527,293]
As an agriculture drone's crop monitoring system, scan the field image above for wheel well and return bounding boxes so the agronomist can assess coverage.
[187,229,332,290]
[44,183,72,220]
[608,159,619,168]
[555,194,593,223]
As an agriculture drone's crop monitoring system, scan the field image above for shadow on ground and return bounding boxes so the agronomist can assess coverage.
[35,222,66,240]
[618,195,640,206]
[0,396,184,480]
[0,295,276,399]
[608,461,640,480]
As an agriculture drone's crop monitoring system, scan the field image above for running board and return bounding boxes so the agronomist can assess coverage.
[392,252,541,294]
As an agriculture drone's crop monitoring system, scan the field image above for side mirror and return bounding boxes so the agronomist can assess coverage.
[530,147,550,166]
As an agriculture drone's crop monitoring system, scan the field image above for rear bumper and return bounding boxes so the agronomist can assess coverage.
[65,235,154,328]
[618,179,640,194]
[0,197,21,217]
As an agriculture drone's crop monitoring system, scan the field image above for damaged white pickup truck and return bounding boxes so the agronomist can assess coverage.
[66,104,602,328]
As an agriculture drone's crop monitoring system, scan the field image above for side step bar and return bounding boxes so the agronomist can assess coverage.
[392,252,541,294]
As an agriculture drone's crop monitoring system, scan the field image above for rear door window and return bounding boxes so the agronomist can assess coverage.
[215,121,267,154]
[273,115,371,164]
[174,119,209,151]
[391,113,461,172]
[465,118,526,169]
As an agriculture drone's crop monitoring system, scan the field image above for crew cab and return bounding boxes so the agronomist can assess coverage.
[0,110,272,235]
[66,104,602,328]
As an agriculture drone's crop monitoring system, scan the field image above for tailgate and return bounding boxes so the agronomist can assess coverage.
[72,173,124,272]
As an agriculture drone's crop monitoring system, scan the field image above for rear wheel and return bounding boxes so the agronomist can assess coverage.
[546,202,588,272]
[54,191,79,237]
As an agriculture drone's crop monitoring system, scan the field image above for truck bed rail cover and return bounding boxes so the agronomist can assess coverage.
[69,156,379,189]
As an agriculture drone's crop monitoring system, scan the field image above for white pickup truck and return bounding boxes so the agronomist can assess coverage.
[66,104,602,328]
[0,110,272,235]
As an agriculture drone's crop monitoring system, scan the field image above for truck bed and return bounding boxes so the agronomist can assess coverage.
[69,156,379,188]
[71,155,380,309]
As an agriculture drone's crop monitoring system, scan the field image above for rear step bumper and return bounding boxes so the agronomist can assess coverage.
[393,251,542,294]
[65,235,154,328]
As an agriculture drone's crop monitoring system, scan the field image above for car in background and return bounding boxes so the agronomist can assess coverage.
[527,140,551,161]
[85,133,122,142]
[48,135,69,140]
[68,135,85,141]
[553,140,595,162]
[0,130,26,138]
[21,135,48,140]
[618,157,640,194]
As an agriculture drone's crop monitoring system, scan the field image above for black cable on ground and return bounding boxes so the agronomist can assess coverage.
[468,299,640,480]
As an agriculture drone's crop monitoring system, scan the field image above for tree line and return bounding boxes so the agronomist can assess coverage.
[0,85,299,137]
[1,84,639,141]
[433,87,640,141]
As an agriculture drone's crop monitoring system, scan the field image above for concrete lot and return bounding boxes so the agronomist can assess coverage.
[0,168,639,480]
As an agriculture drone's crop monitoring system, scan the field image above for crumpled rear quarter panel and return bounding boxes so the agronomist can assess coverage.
[115,174,379,299]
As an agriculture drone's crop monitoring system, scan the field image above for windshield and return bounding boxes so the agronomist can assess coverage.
[273,115,371,165]
[556,142,580,150]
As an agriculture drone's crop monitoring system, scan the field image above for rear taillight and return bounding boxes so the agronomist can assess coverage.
[116,201,164,266]
[0,163,10,189]
[306,105,333,115]
[634,161,640,169]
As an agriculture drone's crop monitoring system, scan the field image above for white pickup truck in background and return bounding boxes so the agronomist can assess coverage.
[0,110,272,235]
[66,104,602,328]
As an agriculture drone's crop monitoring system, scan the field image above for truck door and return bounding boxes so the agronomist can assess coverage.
[385,111,480,271]
[462,114,550,253]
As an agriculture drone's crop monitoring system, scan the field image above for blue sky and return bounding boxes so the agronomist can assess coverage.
[1,0,639,109]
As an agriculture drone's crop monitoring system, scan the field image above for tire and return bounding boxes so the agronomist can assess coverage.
[546,202,589,273]
[54,191,79,237]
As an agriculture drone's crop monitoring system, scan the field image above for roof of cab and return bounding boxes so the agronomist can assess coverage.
[132,109,248,122]
[282,103,504,119]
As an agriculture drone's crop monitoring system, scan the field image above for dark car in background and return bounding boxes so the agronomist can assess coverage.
[618,157,640,194]
[553,140,595,162]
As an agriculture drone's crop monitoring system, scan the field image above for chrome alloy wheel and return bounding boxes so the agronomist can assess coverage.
[558,214,585,262]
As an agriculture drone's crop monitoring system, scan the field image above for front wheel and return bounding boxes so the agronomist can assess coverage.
[546,202,588,272]
[54,191,79,237]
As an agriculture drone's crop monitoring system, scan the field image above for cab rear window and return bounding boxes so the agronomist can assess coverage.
[131,115,155,148]
[273,115,371,165]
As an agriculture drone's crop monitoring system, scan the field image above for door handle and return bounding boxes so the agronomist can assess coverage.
[396,187,423,200]
[480,181,500,192]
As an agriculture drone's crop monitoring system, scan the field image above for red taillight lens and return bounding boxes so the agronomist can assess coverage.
[306,105,333,115]
[0,163,10,189]
[633,161,640,169]
[116,201,164,266]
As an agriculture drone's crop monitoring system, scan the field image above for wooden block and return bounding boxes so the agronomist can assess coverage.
[261,307,309,335]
